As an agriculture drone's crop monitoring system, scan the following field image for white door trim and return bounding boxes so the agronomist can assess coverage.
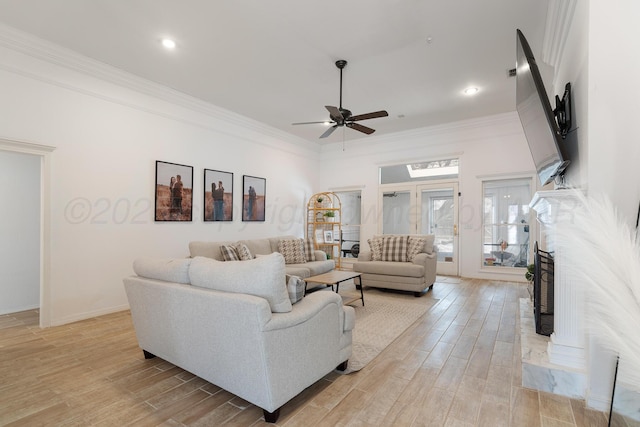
[0,138,55,327]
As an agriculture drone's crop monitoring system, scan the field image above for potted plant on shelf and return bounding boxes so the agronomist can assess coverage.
[315,196,324,207]
[323,211,335,222]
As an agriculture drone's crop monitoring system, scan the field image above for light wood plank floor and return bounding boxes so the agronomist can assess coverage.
[0,277,609,426]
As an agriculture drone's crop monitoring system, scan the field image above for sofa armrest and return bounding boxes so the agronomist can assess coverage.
[262,291,348,332]
[357,250,372,261]
[412,251,438,287]
[411,252,435,265]
[313,250,327,262]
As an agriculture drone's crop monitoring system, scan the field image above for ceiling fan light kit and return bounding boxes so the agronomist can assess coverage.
[292,59,389,139]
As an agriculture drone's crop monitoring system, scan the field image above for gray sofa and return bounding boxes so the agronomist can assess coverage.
[353,234,437,296]
[124,253,354,423]
[189,235,334,278]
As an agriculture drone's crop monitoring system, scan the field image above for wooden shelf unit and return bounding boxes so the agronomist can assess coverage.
[307,192,342,269]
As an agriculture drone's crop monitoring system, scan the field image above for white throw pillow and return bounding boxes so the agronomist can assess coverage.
[189,253,292,313]
[133,257,192,284]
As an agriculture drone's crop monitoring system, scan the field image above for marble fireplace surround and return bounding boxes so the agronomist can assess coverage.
[523,190,588,399]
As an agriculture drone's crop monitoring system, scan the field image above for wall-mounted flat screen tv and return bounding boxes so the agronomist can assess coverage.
[516,29,570,186]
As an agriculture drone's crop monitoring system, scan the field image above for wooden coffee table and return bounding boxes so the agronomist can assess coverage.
[305,270,364,306]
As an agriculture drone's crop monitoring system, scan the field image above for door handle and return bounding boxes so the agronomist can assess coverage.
[453,224,458,236]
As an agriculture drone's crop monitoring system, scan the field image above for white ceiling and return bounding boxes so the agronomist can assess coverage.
[0,0,550,144]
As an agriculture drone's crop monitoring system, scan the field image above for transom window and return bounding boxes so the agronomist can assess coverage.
[380,158,459,184]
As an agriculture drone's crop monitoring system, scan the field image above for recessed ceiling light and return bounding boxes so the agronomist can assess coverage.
[161,38,176,49]
[463,87,479,96]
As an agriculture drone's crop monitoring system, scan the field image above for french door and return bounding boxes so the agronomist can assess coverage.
[381,182,459,276]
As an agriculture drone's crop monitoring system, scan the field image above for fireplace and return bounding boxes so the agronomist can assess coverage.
[534,241,554,336]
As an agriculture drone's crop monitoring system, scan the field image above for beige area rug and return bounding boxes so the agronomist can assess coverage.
[334,282,439,374]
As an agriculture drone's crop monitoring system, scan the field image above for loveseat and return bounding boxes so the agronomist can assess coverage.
[189,235,334,278]
[353,234,437,296]
[123,253,354,423]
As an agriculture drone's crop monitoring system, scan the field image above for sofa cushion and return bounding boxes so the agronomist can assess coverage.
[303,238,315,262]
[133,257,192,284]
[239,238,272,257]
[189,253,292,313]
[381,235,408,262]
[353,260,425,278]
[368,237,383,261]
[286,274,305,304]
[407,236,427,261]
[286,260,335,277]
[189,241,235,261]
[220,244,240,261]
[278,239,307,264]
[421,234,435,254]
[285,265,313,278]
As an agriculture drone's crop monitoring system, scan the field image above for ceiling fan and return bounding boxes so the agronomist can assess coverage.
[292,59,389,139]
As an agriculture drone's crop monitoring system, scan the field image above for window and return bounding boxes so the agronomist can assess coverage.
[380,158,459,184]
[334,190,362,264]
[482,178,532,268]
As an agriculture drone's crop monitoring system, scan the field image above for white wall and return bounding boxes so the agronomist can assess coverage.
[319,113,537,282]
[546,0,640,410]
[0,150,40,314]
[0,32,321,325]
[588,0,640,224]
[550,1,589,190]
[587,0,640,411]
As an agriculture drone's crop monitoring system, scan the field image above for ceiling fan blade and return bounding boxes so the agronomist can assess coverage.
[348,110,389,122]
[347,122,375,135]
[319,125,338,138]
[292,121,332,125]
[325,106,343,121]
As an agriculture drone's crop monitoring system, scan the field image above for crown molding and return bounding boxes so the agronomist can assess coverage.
[542,0,577,68]
[0,23,319,156]
[321,111,523,158]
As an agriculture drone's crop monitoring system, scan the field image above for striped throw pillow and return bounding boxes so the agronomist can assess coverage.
[303,238,315,262]
[220,245,240,261]
[286,274,305,304]
[382,236,409,262]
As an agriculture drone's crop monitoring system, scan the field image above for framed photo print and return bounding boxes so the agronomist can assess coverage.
[314,229,324,244]
[155,160,193,222]
[204,169,233,221]
[242,175,266,221]
[324,230,333,243]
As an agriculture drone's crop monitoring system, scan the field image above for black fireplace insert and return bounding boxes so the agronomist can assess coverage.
[534,242,554,336]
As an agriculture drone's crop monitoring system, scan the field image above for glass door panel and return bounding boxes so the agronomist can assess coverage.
[382,189,413,234]
[418,183,459,276]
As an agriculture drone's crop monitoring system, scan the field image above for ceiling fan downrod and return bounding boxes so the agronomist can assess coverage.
[336,60,347,110]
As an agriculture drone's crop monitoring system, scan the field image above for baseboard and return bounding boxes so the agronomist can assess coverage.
[0,303,39,316]
[50,303,129,327]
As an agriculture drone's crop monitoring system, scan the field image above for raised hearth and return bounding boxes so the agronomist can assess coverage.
[520,298,586,398]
